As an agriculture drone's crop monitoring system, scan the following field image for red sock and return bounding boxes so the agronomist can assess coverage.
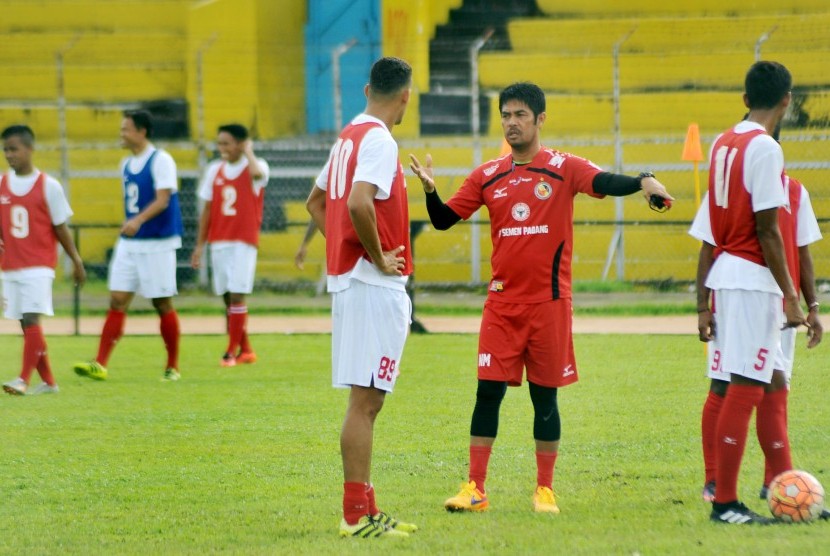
[701,391,725,484]
[714,383,764,504]
[366,483,379,516]
[160,310,180,369]
[469,445,492,493]
[240,329,253,354]
[226,304,247,356]
[536,450,558,489]
[36,344,56,386]
[757,389,792,482]
[96,309,126,366]
[343,482,369,525]
[20,325,47,384]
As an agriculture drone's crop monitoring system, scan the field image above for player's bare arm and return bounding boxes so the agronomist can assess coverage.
[190,200,212,269]
[294,220,318,269]
[755,208,805,328]
[696,241,716,342]
[243,139,265,181]
[348,181,405,276]
[54,222,86,287]
[798,244,823,348]
[408,153,435,193]
[121,188,172,237]
[305,185,326,237]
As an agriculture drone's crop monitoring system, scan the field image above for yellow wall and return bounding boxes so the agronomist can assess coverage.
[256,0,305,137]
[0,1,188,32]
[187,0,305,140]
[187,0,260,139]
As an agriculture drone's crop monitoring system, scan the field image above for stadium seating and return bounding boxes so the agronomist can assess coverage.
[469,2,830,282]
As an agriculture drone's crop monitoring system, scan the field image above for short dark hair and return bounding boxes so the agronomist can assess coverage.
[499,82,546,120]
[1,124,35,146]
[745,61,791,110]
[124,109,153,138]
[217,123,249,141]
[369,57,412,96]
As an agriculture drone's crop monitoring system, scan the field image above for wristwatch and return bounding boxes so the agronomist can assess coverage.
[637,171,656,185]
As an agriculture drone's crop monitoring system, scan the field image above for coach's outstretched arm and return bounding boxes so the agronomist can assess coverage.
[591,172,674,204]
[409,153,462,230]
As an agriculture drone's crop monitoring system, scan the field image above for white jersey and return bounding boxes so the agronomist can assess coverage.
[197,157,270,202]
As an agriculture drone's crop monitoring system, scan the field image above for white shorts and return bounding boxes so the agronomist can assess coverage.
[707,289,783,384]
[210,242,257,295]
[2,274,54,319]
[108,242,178,299]
[331,280,411,392]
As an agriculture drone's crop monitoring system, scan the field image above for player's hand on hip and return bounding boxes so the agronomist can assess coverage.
[377,245,406,276]
[409,154,436,193]
[640,176,674,205]
[783,296,806,329]
[697,309,715,342]
[120,217,141,237]
[806,310,823,348]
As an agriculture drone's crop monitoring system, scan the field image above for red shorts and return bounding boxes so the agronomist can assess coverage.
[477,298,577,388]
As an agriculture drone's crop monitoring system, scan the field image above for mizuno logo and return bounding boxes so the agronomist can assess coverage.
[0,195,10,204]
[723,436,737,445]
[563,364,574,377]
[493,187,507,199]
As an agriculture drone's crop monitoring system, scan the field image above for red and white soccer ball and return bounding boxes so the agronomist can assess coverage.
[767,469,825,523]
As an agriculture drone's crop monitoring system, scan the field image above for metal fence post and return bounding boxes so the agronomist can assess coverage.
[602,27,637,281]
[469,28,493,284]
[332,38,358,132]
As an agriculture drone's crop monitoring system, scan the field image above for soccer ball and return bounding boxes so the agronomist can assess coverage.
[767,469,825,523]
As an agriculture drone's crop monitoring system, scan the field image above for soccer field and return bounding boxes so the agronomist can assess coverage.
[1,332,828,554]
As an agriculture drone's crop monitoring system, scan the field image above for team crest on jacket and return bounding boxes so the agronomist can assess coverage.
[511,202,530,221]
[534,181,552,200]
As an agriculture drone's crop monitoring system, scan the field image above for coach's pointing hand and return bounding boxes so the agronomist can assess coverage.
[409,154,435,193]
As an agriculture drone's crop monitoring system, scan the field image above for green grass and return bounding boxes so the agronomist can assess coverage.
[2,333,828,554]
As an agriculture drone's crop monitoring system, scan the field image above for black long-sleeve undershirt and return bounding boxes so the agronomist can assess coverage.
[425,189,462,230]
[591,172,642,196]
[424,171,641,230]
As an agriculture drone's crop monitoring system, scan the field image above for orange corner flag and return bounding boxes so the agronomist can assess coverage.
[682,123,704,162]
